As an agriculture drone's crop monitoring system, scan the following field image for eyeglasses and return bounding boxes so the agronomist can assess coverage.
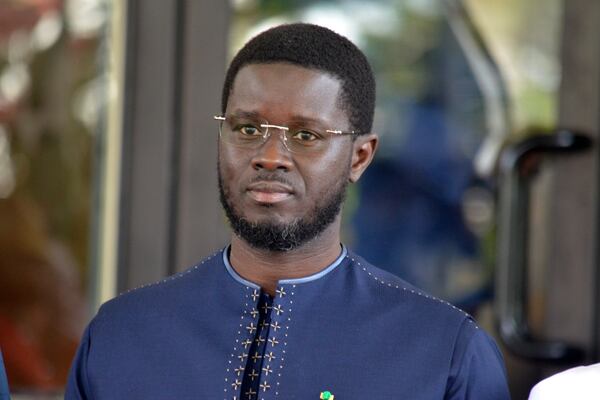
[213,114,357,155]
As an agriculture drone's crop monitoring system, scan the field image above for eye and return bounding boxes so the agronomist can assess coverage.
[238,124,262,136]
[291,130,320,142]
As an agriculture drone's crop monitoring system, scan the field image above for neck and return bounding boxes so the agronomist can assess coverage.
[228,217,343,296]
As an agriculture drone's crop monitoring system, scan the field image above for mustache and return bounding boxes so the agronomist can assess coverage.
[247,173,295,188]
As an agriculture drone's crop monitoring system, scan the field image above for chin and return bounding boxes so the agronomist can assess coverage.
[242,212,298,228]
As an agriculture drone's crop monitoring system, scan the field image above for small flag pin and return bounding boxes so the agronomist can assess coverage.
[320,391,334,399]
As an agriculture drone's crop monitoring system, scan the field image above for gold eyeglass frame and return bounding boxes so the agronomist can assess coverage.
[213,114,357,154]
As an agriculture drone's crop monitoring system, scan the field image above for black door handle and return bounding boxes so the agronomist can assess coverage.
[496,129,591,363]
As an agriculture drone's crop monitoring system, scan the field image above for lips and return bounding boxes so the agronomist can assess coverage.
[246,181,294,204]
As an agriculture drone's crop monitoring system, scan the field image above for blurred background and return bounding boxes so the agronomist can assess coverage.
[0,0,598,398]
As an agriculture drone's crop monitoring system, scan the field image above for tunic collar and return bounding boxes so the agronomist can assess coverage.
[222,244,348,289]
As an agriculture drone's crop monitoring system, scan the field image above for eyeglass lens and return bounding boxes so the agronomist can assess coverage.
[218,117,331,154]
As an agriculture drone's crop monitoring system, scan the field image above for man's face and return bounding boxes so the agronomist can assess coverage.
[218,63,354,251]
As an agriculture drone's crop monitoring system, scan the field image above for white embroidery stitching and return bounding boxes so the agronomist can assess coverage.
[348,255,479,329]
[119,250,222,297]
[224,286,259,399]
[273,284,295,398]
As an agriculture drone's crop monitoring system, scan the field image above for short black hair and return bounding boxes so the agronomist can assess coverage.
[221,23,376,135]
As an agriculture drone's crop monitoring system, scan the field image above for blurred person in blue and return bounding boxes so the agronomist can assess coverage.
[0,349,9,400]
[66,23,509,399]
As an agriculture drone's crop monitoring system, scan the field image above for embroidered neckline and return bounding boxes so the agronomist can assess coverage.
[222,245,348,288]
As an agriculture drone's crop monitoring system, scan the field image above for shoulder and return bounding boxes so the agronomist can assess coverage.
[95,249,224,325]
[345,251,473,329]
[344,251,510,398]
[345,250,499,346]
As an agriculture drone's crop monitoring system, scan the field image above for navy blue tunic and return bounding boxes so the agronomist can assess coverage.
[66,247,509,399]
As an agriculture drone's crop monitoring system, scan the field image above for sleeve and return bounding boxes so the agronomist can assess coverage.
[0,349,10,400]
[445,319,511,400]
[65,322,94,400]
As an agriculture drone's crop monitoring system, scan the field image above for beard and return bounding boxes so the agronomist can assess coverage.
[218,168,349,252]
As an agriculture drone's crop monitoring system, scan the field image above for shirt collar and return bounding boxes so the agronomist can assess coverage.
[222,244,347,289]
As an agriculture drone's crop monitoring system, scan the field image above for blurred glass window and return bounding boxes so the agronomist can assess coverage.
[0,0,110,395]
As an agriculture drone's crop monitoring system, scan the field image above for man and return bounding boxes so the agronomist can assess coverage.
[66,23,509,399]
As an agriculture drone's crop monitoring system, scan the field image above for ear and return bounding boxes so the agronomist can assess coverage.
[349,133,378,183]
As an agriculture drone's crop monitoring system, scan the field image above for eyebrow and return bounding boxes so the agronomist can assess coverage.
[228,110,328,126]
[229,110,262,119]
[287,115,327,126]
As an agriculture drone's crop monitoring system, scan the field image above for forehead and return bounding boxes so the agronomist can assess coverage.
[227,63,347,125]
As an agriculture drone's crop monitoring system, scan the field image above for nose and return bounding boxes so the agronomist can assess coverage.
[251,130,294,172]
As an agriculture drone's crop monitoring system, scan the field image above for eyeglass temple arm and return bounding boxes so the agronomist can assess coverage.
[326,129,356,136]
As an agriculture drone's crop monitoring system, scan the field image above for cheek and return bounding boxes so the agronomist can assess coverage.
[301,150,352,192]
[219,147,247,181]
